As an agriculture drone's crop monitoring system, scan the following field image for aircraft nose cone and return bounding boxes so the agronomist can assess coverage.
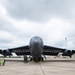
[34,40,38,44]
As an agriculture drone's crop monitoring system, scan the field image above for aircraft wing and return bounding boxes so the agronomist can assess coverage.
[43,45,69,56]
[43,45,75,57]
[2,45,30,56]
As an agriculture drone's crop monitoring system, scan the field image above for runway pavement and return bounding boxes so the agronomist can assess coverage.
[0,57,75,75]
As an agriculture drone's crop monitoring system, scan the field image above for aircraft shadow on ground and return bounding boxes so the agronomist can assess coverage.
[5,60,24,62]
[44,60,75,62]
[5,59,75,62]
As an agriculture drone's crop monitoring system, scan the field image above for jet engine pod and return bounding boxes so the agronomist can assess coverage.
[62,50,72,56]
[72,50,75,54]
[3,49,11,55]
[67,50,72,54]
[0,50,2,54]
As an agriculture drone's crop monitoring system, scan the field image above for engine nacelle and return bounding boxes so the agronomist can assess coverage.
[66,50,72,54]
[62,50,75,58]
[0,50,2,54]
[62,50,72,56]
[3,49,11,55]
[72,50,75,54]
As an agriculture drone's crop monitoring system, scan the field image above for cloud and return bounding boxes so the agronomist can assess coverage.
[0,0,75,50]
[6,18,74,49]
[0,4,18,33]
[1,0,75,22]
[0,4,19,49]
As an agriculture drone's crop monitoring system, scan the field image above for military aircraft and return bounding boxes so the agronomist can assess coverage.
[0,36,75,62]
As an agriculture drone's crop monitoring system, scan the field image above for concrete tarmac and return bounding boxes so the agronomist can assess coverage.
[0,57,75,75]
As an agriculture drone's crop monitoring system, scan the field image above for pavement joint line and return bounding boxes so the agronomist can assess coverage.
[39,62,45,75]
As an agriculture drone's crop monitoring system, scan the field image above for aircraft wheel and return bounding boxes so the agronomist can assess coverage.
[69,55,72,58]
[41,57,44,61]
[30,58,33,61]
[24,55,27,62]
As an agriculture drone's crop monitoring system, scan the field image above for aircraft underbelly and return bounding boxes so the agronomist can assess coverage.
[30,46,43,58]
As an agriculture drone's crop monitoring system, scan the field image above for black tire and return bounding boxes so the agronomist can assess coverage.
[41,57,43,61]
[24,56,27,63]
[69,55,72,58]
[30,58,32,61]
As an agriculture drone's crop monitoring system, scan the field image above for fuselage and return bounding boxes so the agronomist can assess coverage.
[29,36,44,62]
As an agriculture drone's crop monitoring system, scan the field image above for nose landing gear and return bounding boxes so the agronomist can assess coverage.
[31,57,44,62]
[31,57,43,62]
[23,55,45,62]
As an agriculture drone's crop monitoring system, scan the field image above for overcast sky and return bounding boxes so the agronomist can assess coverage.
[0,0,75,50]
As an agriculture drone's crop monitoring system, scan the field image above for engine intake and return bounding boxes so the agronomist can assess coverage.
[67,50,71,53]
[0,50,2,54]
[3,49,11,55]
[63,50,72,56]
[72,50,75,54]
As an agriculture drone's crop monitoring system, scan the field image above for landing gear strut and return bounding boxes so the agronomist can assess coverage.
[69,55,72,58]
[24,55,27,63]
[29,56,33,61]
[41,57,44,61]
[43,55,47,60]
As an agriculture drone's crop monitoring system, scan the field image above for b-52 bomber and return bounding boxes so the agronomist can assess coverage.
[0,36,75,62]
